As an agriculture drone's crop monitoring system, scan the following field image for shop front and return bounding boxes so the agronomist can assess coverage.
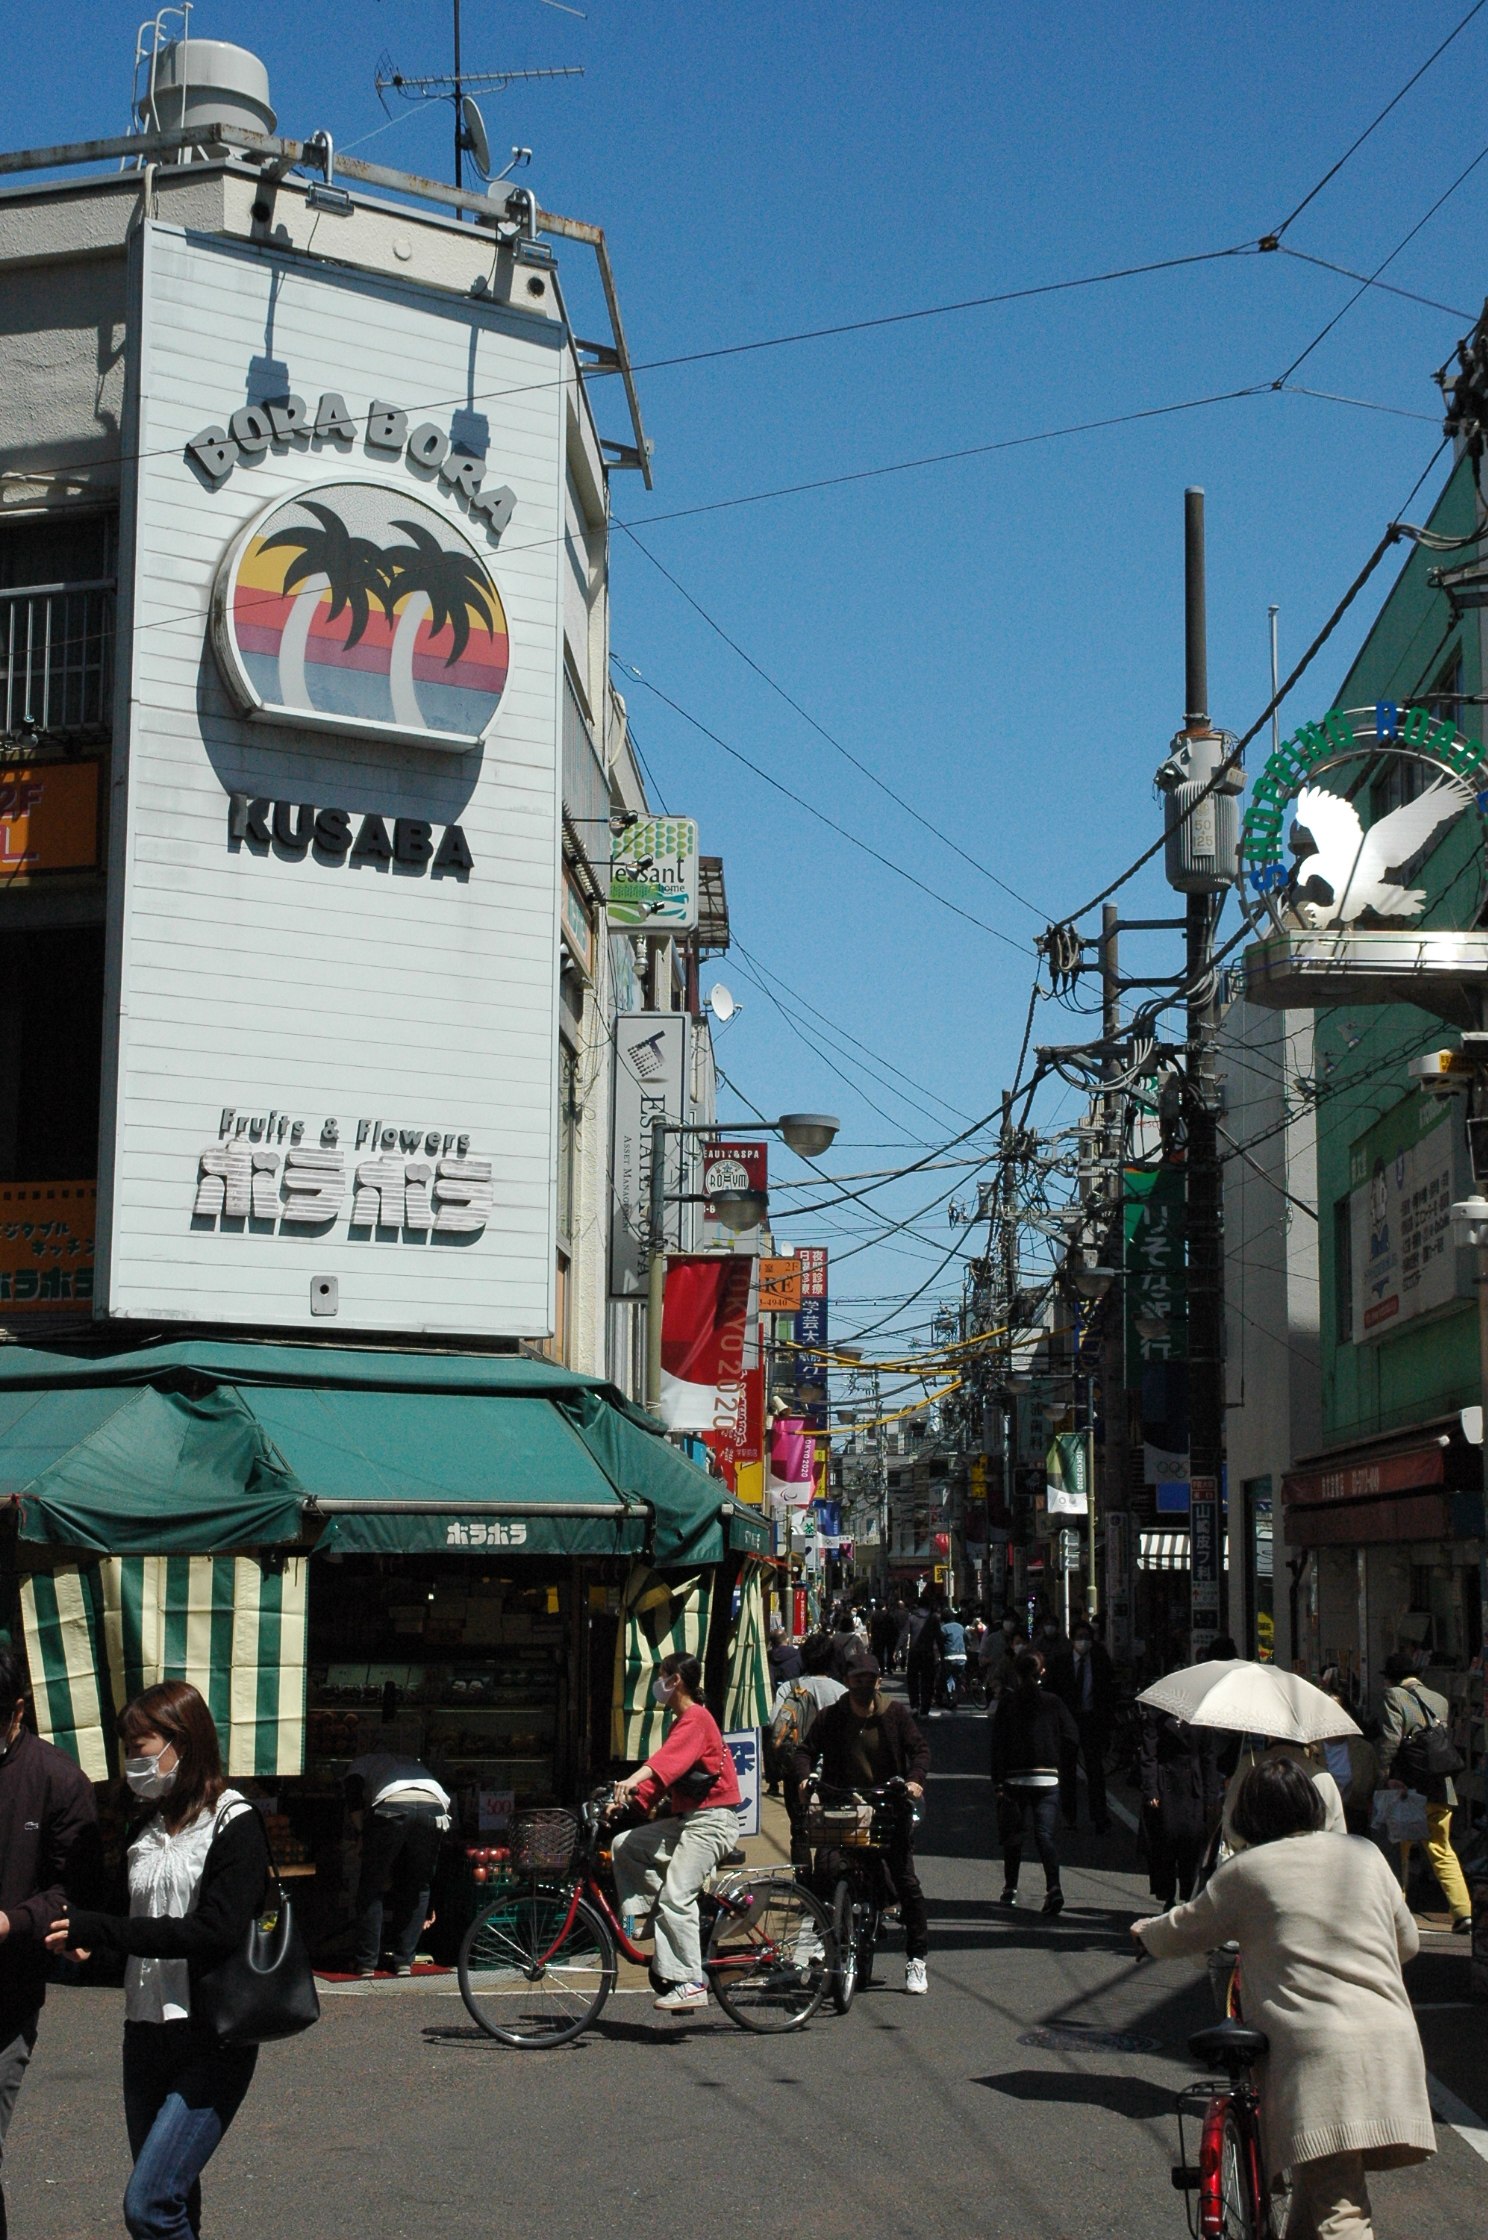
[1281,1424,1485,1689]
[2,1337,769,1958]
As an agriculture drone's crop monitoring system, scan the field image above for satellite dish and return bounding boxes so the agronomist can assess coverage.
[460,95,492,179]
[706,983,738,1023]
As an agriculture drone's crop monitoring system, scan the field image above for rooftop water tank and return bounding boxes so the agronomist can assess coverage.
[139,39,276,145]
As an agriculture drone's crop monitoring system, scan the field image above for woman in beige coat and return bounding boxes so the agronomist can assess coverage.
[1135,1756,1433,2240]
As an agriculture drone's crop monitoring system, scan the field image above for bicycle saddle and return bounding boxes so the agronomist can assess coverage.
[1188,2021,1269,2071]
[721,1847,746,1867]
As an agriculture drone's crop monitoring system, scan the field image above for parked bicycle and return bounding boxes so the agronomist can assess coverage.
[457,1790,837,2047]
[1171,2019,1276,2240]
[804,1776,917,2012]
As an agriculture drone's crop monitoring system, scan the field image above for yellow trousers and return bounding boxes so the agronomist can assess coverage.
[1399,1800,1472,1921]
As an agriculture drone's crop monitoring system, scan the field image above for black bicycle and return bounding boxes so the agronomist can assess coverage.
[803,1777,917,2013]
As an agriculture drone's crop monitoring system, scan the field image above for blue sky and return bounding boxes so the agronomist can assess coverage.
[20,3,1487,1355]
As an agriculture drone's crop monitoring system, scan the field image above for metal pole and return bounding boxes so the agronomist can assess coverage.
[645,1113,667,1413]
[1268,605,1280,759]
[1096,902,1125,1636]
[1184,488,1225,1655]
[452,0,464,191]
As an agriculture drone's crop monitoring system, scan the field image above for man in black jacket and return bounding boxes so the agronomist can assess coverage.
[1046,1619,1118,1833]
[791,1656,932,1993]
[990,1652,1079,1913]
[0,1647,99,2238]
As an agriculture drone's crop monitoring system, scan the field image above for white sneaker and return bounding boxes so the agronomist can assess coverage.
[653,1979,708,2012]
[905,1958,928,1994]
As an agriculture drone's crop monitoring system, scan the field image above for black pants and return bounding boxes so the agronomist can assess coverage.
[884,1836,929,1960]
[1143,1808,1204,1908]
[998,1785,1061,1891]
[355,1803,445,1970]
[1059,1714,1109,1828]
[0,2010,39,2240]
[906,1655,938,1716]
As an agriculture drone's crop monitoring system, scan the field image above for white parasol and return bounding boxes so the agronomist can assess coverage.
[1136,1659,1360,1744]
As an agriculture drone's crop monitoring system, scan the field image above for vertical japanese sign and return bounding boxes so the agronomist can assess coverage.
[1125,1165,1189,1483]
[1348,1094,1465,1339]
[609,1015,689,1298]
[790,1245,829,1421]
[1189,1473,1222,1656]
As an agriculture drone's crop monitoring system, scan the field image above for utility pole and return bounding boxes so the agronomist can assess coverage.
[1097,903,1126,1643]
[1175,489,1227,1654]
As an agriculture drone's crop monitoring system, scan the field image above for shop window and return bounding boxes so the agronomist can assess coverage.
[1332,1197,1352,1344]
[0,925,103,1181]
[0,512,117,745]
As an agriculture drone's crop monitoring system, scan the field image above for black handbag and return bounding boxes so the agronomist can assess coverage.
[194,1808,321,2048]
[1396,1690,1464,1789]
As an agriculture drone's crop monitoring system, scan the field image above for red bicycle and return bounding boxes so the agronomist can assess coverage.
[1171,2020,1274,2239]
[457,1788,837,2047]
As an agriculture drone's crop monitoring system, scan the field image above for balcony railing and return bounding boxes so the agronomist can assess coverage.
[0,579,115,742]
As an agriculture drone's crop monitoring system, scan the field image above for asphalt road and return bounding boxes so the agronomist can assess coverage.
[9,1705,1486,2240]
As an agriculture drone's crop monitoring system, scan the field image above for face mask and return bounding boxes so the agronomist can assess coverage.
[125,1751,178,1800]
[651,1678,674,1707]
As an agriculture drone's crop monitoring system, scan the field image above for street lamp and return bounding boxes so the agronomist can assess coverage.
[645,1111,840,1412]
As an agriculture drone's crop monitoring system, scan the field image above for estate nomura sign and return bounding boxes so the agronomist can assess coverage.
[211,480,511,753]
[1239,703,1488,929]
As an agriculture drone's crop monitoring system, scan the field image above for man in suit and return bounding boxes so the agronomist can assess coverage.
[1047,1619,1117,1833]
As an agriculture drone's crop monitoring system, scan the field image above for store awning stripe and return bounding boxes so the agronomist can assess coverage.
[20,1567,114,1782]
[611,1566,712,1760]
[21,1558,308,1779]
[1139,1530,1190,1572]
[722,1559,771,1732]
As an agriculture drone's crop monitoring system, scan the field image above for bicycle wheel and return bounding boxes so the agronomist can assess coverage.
[829,1879,857,2013]
[458,1882,615,2048]
[1202,2103,1262,2240]
[707,1873,834,2034]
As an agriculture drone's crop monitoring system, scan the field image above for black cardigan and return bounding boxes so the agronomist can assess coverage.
[69,1807,269,1976]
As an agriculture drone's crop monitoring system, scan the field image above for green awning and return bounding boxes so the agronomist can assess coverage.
[251,1385,646,1557]
[0,1340,737,1566]
[5,1384,304,1553]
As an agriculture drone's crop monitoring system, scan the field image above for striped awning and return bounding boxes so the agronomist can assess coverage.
[722,1558,771,1733]
[21,1555,309,1780]
[1139,1529,1191,1572]
[610,1565,712,1761]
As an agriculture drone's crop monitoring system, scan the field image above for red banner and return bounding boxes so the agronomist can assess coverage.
[659,1254,752,1436]
[709,1361,764,1491]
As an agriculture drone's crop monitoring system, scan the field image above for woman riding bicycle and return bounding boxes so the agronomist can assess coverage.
[1133,1755,1434,2239]
[609,1653,742,2015]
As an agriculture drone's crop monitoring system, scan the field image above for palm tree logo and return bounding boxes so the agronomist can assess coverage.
[381,518,499,732]
[257,501,390,712]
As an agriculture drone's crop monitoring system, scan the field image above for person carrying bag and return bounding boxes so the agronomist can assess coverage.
[49,1680,317,2238]
[1377,1650,1471,1935]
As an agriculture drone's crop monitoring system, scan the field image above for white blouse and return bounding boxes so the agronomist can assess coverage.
[124,1790,247,2024]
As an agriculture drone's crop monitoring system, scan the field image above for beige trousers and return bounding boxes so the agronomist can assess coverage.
[1284,2152,1373,2240]
[1399,1800,1473,1921]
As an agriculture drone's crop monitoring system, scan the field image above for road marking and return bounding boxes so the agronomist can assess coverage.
[1428,2074,1488,2166]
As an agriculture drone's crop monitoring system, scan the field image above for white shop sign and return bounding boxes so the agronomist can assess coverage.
[98,225,568,1337]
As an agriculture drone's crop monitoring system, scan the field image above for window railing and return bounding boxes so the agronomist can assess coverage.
[0,579,115,741]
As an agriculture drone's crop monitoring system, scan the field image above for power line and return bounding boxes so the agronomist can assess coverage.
[1273,246,1473,322]
[613,656,1035,952]
[1266,0,1488,243]
[618,526,1044,918]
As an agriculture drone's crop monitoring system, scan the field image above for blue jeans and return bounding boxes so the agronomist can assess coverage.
[122,2021,257,2239]
[996,1783,1062,1891]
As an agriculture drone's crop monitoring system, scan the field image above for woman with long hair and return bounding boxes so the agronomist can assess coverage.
[47,1681,270,2239]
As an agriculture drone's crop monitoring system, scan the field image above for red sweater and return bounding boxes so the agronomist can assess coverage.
[635,1702,743,1817]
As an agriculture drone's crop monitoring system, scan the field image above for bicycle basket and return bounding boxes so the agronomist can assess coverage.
[806,1797,875,1847]
[510,1809,579,1873]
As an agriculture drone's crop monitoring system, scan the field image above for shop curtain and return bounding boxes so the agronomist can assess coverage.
[21,1555,310,1779]
[610,1565,712,1760]
[722,1558,772,1733]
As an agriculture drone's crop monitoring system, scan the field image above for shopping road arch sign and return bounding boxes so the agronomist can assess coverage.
[1239,703,1488,932]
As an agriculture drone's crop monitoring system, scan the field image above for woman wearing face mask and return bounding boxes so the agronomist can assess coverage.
[607,1654,743,2015]
[46,1682,269,2239]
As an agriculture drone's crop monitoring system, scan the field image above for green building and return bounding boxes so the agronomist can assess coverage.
[1277,454,1485,1687]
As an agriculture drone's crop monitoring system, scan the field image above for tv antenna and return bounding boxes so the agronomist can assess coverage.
[375,0,583,193]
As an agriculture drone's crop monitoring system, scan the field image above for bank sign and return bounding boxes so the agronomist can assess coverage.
[97,225,570,1338]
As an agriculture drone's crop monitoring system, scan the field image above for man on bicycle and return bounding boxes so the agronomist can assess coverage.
[791,1655,932,1994]
[938,1607,968,1712]
[609,1652,742,2014]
